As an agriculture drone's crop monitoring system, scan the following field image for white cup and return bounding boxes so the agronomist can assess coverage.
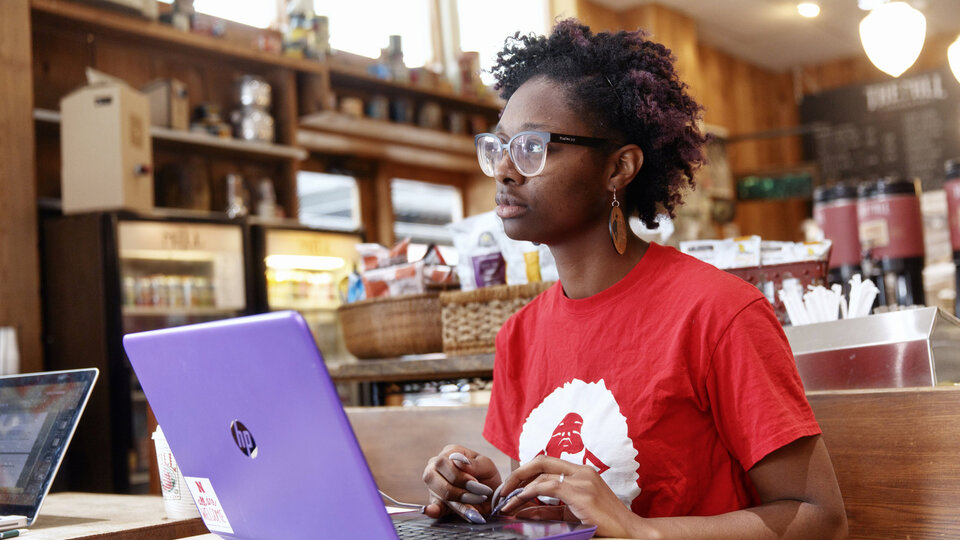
[152,426,201,519]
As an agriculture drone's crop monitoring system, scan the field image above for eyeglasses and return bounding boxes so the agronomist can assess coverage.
[474,131,612,177]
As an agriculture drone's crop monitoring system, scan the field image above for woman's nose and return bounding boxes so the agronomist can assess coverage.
[493,148,525,185]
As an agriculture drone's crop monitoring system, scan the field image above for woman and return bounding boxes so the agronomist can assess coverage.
[423,20,847,539]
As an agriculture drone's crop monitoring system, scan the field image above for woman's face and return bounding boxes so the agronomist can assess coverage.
[493,78,613,246]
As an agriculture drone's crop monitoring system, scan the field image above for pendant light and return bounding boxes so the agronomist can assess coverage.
[949,35,960,84]
[859,1,927,77]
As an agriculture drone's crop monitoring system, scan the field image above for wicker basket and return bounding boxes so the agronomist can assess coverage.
[338,293,442,359]
[440,282,554,356]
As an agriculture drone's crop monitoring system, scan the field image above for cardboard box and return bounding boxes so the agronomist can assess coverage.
[142,78,189,130]
[60,82,154,214]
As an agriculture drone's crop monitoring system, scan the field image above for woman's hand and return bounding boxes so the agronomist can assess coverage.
[421,444,502,519]
[497,455,639,538]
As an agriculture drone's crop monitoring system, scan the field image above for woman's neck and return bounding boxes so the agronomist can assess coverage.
[549,234,649,300]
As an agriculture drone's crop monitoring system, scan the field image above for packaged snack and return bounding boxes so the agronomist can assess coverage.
[361,261,424,298]
[448,212,506,291]
[498,236,542,285]
[680,239,731,268]
[760,241,796,265]
[730,236,762,269]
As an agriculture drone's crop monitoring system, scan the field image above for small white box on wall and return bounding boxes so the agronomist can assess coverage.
[60,81,154,214]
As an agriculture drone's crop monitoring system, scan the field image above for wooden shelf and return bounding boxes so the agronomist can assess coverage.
[30,0,326,75]
[300,111,475,154]
[328,353,494,383]
[297,129,477,173]
[34,108,308,160]
[327,58,502,114]
[122,306,240,317]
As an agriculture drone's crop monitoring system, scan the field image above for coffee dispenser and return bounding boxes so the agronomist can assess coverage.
[814,183,861,293]
[857,177,925,307]
[945,159,960,317]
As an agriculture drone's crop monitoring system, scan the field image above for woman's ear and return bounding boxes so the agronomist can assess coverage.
[607,144,643,191]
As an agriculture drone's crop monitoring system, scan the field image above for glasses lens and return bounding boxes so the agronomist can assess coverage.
[476,135,501,177]
[510,133,547,176]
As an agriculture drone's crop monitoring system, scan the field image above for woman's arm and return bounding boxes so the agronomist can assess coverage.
[498,435,847,539]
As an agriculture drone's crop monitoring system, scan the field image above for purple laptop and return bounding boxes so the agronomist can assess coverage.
[123,311,596,540]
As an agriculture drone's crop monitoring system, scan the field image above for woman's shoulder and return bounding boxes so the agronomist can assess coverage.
[647,243,768,313]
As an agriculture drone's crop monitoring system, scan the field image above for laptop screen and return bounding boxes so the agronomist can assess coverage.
[0,369,98,523]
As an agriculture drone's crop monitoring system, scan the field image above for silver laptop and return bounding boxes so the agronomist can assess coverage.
[0,368,98,531]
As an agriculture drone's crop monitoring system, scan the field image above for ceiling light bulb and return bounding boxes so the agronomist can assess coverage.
[859,1,926,77]
[949,35,960,84]
[797,2,820,17]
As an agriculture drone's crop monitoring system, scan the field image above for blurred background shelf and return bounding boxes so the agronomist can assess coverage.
[328,353,494,383]
[34,108,307,160]
[31,0,326,74]
[122,306,241,317]
[327,57,501,114]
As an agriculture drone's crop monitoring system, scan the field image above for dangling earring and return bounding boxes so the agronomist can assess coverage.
[609,190,627,255]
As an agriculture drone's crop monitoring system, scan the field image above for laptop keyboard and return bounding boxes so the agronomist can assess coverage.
[394,519,521,539]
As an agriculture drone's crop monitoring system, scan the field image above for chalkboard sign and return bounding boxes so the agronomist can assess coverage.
[800,67,960,191]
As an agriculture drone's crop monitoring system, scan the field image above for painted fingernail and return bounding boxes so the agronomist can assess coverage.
[460,493,487,504]
[450,453,470,468]
[466,480,493,496]
[464,508,487,524]
[491,488,523,516]
[491,483,504,508]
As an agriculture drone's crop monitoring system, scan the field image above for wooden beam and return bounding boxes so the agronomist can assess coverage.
[0,0,43,373]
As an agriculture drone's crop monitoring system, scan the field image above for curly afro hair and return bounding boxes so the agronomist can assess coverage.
[491,19,708,228]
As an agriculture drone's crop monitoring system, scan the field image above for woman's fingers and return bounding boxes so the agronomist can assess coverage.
[422,446,500,514]
[499,472,568,514]
[498,455,577,501]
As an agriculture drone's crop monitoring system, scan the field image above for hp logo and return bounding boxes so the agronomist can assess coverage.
[230,420,258,458]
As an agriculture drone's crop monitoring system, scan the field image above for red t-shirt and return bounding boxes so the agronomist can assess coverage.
[483,243,821,518]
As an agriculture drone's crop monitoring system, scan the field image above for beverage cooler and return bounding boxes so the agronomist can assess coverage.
[249,222,362,366]
[41,211,251,494]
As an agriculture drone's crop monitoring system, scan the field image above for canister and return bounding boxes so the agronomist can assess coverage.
[813,182,860,290]
[857,177,925,306]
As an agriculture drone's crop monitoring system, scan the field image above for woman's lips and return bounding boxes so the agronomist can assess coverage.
[496,204,528,219]
[495,194,528,219]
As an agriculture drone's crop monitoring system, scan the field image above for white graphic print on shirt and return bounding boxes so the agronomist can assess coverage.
[518,379,641,507]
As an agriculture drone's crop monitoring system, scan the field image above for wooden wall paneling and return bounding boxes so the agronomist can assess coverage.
[734,198,811,241]
[89,35,153,88]
[698,45,736,132]
[621,4,701,99]
[271,68,300,217]
[356,173,381,244]
[31,24,92,111]
[374,165,396,247]
[34,122,62,199]
[1,0,43,374]
[573,0,619,33]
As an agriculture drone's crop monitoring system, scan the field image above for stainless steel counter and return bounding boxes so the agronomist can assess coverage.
[784,307,960,391]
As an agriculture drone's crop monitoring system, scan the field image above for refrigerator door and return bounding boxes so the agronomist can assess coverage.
[261,228,360,364]
[117,219,247,490]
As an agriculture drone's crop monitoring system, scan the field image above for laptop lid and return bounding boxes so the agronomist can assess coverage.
[123,311,397,539]
[0,368,99,526]
[123,312,596,540]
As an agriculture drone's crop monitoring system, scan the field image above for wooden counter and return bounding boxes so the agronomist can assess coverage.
[27,492,207,539]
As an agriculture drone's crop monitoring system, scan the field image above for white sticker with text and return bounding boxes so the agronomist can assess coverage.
[185,476,235,534]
